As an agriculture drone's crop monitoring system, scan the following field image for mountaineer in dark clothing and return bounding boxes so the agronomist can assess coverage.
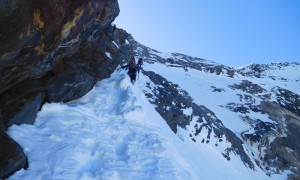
[137,58,143,68]
[121,57,140,84]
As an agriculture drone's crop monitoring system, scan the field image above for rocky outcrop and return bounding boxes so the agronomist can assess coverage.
[261,101,300,177]
[0,132,27,178]
[0,0,132,178]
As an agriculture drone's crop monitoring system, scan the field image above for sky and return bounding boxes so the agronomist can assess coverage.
[114,0,300,67]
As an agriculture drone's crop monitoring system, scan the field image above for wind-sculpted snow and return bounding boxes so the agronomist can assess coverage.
[6,69,278,179]
[7,71,194,179]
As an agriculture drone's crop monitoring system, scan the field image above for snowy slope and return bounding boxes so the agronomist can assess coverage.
[141,62,276,134]
[133,44,299,178]
[236,62,300,95]
[6,68,286,179]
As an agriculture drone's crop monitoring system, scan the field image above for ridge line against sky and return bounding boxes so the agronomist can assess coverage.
[114,0,300,67]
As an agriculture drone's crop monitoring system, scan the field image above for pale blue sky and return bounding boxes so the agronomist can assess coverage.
[114,0,300,67]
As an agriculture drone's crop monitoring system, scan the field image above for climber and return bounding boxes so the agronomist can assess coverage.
[121,57,140,84]
[137,58,143,68]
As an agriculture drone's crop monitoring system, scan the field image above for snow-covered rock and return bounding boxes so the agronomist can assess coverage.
[133,40,300,179]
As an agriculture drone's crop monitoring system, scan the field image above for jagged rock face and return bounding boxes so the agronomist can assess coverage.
[132,39,300,178]
[259,101,300,177]
[1,0,118,94]
[0,0,132,178]
[0,132,27,178]
[0,0,126,127]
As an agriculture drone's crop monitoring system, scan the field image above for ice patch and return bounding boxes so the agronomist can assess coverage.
[105,52,112,59]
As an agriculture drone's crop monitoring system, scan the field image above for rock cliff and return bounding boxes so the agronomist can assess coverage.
[0,0,132,178]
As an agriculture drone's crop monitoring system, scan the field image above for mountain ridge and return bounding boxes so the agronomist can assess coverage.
[131,37,300,179]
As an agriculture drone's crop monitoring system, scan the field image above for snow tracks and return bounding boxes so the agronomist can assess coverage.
[7,70,193,180]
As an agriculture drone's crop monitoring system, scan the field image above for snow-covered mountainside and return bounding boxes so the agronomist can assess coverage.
[5,35,299,179]
[132,40,300,179]
[1,0,299,178]
[7,70,283,180]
